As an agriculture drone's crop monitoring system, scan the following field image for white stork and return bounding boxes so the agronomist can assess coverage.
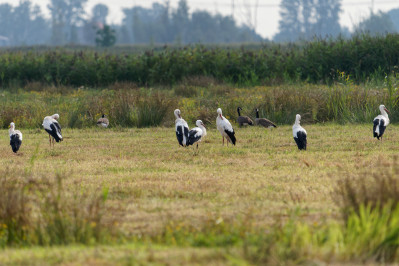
[9,122,22,153]
[216,108,236,146]
[373,104,390,141]
[43,114,63,147]
[174,109,189,147]
[187,120,207,151]
[293,114,307,150]
[97,114,109,128]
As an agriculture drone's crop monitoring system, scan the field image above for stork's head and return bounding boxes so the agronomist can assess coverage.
[52,114,60,120]
[295,114,301,123]
[9,122,15,129]
[196,120,205,128]
[102,114,106,118]
[237,107,242,111]
[174,109,181,119]
[217,108,223,119]
[255,108,259,112]
[379,104,390,114]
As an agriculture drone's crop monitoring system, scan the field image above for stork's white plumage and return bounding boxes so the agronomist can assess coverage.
[174,109,189,147]
[9,122,22,153]
[216,108,236,146]
[292,114,307,150]
[187,120,207,150]
[43,114,63,147]
[373,104,390,141]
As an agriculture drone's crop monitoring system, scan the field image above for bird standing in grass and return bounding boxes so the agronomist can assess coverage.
[373,104,390,141]
[9,122,22,153]
[237,107,253,126]
[97,114,109,128]
[216,108,236,146]
[43,114,63,147]
[292,114,307,150]
[187,120,207,151]
[174,109,189,147]
[255,108,277,128]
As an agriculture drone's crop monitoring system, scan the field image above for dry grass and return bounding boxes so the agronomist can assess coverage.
[0,124,399,263]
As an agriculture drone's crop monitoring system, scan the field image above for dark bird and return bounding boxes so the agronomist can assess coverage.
[255,108,277,128]
[174,109,189,147]
[237,107,254,126]
[373,104,390,141]
[9,122,22,153]
[216,108,236,146]
[97,114,109,128]
[43,114,63,148]
[293,114,307,150]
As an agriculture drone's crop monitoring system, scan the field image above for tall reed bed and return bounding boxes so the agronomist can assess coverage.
[1,79,399,128]
[1,34,399,87]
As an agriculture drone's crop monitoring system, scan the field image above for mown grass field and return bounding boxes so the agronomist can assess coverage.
[1,123,398,264]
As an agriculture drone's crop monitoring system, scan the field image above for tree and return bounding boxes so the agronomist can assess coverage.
[82,4,109,45]
[355,11,397,35]
[96,25,116,47]
[274,0,342,42]
[172,0,189,43]
[388,9,399,31]
[92,4,108,24]
[48,0,88,44]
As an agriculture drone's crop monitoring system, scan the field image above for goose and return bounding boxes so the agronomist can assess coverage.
[216,108,236,146]
[255,108,277,128]
[237,107,254,126]
[293,114,307,150]
[97,114,109,128]
[174,109,189,147]
[373,104,390,141]
[9,122,22,153]
[43,114,63,147]
[187,120,207,150]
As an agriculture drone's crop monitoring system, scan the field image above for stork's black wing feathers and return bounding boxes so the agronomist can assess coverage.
[10,134,22,153]
[294,131,307,150]
[176,125,184,146]
[187,129,201,146]
[47,123,62,142]
[373,119,379,138]
[184,126,189,143]
[225,129,236,145]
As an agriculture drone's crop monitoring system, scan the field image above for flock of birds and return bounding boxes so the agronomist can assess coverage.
[174,104,391,151]
[7,104,390,154]
[8,114,109,153]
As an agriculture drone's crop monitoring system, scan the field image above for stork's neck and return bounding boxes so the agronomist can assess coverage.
[237,108,241,116]
[199,125,207,136]
[9,127,15,135]
[256,110,259,119]
[381,109,389,118]
[294,119,301,126]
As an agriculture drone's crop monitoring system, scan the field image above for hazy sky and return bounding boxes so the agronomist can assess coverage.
[0,0,398,39]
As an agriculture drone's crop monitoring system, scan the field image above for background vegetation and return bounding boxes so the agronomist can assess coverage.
[1,34,399,88]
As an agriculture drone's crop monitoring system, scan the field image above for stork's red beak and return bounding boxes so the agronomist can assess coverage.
[385,108,390,114]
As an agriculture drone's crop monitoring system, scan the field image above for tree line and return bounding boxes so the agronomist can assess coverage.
[0,0,398,47]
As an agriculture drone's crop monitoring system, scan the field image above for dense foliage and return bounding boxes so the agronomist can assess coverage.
[1,34,399,87]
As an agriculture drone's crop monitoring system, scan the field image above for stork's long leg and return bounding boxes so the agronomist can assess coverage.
[222,137,224,146]
[52,137,55,147]
[48,134,51,148]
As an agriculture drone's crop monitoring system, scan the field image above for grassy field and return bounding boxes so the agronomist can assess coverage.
[1,123,398,264]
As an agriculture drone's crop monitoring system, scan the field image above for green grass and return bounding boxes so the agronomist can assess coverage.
[1,124,399,264]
